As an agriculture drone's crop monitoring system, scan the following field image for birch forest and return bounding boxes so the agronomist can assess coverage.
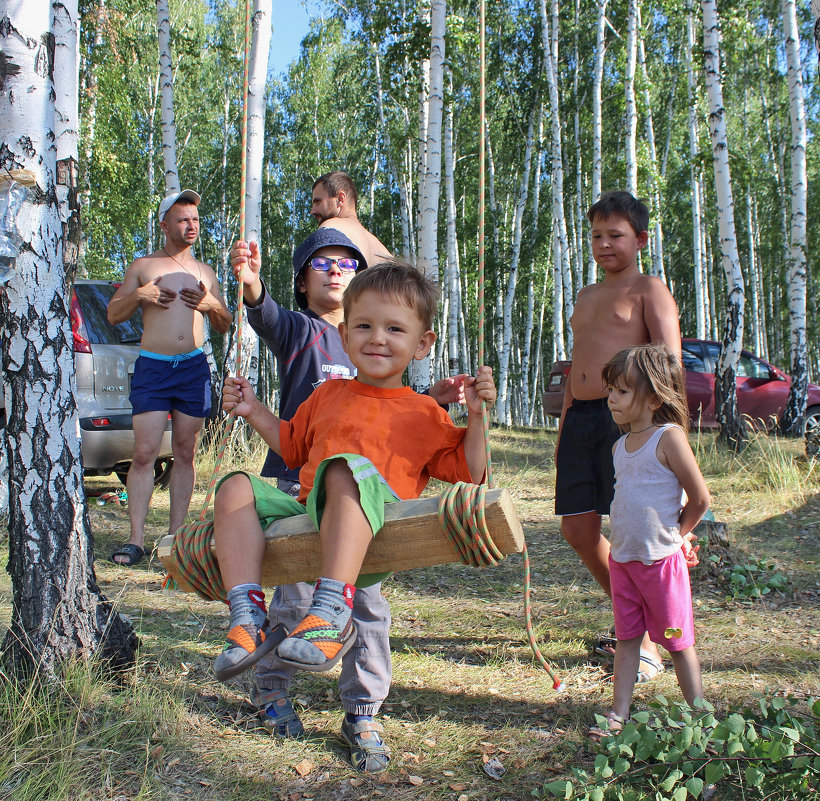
[79,0,817,428]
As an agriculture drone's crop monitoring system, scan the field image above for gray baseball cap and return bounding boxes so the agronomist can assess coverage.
[291,228,367,309]
[158,189,201,222]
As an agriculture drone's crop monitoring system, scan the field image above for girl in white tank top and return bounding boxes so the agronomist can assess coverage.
[589,344,711,741]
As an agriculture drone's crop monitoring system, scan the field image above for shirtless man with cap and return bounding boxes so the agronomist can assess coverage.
[310,171,392,268]
[107,189,232,566]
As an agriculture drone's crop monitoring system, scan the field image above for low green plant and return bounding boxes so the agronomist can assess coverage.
[539,694,820,800]
[723,558,790,601]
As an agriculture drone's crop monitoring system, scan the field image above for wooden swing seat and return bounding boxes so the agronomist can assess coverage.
[157,487,524,593]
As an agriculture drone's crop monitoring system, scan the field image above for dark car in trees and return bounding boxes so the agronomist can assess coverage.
[1,279,173,486]
[542,338,820,435]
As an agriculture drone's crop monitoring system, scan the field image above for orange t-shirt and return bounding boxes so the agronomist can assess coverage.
[279,379,473,503]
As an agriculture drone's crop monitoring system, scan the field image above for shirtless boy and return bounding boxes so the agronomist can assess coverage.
[107,190,232,566]
[310,172,392,268]
[555,190,681,679]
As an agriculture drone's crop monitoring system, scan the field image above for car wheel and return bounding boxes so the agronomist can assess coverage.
[115,458,174,489]
[153,457,174,488]
[804,406,820,458]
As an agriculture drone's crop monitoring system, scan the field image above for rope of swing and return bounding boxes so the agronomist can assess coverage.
[469,0,563,691]
[162,0,252,595]
[165,1,562,692]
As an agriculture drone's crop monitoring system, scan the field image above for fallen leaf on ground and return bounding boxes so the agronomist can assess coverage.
[407,775,424,785]
[293,759,314,777]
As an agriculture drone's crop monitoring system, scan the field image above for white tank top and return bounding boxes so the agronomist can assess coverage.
[609,423,685,565]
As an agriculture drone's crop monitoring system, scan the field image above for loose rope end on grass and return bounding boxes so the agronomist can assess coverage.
[438,483,564,690]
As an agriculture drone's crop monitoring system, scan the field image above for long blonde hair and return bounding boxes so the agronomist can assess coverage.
[602,343,689,430]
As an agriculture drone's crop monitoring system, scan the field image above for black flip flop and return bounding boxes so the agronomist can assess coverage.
[110,543,145,567]
[592,633,617,658]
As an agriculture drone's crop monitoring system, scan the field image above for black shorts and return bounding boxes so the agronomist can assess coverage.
[554,397,621,516]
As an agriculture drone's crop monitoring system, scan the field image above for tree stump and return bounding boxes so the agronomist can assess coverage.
[692,518,731,578]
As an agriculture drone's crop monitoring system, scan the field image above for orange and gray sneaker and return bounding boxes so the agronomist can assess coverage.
[213,621,287,682]
[275,613,357,672]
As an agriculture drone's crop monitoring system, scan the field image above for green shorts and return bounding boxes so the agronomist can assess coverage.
[219,454,399,587]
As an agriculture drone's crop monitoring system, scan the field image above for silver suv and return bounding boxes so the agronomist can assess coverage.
[1,279,173,486]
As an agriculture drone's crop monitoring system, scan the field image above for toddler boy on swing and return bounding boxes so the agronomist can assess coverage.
[211,261,496,770]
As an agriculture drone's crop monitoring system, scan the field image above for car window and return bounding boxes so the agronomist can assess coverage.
[75,282,143,345]
[705,343,721,366]
[681,343,708,373]
[702,343,771,380]
[739,354,770,379]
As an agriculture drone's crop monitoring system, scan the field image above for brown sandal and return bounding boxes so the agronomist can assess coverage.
[588,711,625,742]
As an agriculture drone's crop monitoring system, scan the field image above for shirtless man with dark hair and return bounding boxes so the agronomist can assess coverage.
[311,171,391,269]
[107,190,232,566]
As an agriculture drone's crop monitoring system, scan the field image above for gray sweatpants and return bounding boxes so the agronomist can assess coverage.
[255,581,392,717]
[254,478,392,717]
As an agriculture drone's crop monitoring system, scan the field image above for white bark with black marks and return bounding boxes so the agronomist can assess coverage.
[624,0,638,197]
[0,0,138,679]
[779,0,809,436]
[496,104,536,426]
[443,67,463,375]
[702,0,746,449]
[686,3,707,339]
[412,0,444,390]
[540,0,572,353]
[156,0,179,193]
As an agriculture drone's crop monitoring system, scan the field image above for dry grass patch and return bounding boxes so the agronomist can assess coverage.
[0,426,818,799]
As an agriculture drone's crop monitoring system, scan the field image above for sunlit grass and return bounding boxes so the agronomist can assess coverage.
[0,424,817,800]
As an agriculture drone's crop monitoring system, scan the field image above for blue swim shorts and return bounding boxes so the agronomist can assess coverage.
[130,349,212,418]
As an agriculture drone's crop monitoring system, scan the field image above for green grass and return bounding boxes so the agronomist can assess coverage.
[0,426,818,799]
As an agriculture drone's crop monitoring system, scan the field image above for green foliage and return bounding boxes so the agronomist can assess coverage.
[539,695,820,801]
[77,0,820,418]
[722,557,790,601]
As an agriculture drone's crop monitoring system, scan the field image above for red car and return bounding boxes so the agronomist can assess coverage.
[542,338,820,434]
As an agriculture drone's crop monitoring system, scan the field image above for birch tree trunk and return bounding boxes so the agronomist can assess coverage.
[156,0,180,193]
[78,0,106,275]
[411,0,445,390]
[624,0,639,196]
[540,0,572,353]
[523,109,545,424]
[746,192,762,355]
[572,0,585,287]
[146,73,158,252]
[53,0,81,274]
[443,68,463,375]
[239,0,272,392]
[702,0,746,450]
[686,3,707,339]
[496,105,536,426]
[0,0,138,678]
[637,7,666,282]
[244,0,270,245]
[779,0,809,436]
[591,0,608,209]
